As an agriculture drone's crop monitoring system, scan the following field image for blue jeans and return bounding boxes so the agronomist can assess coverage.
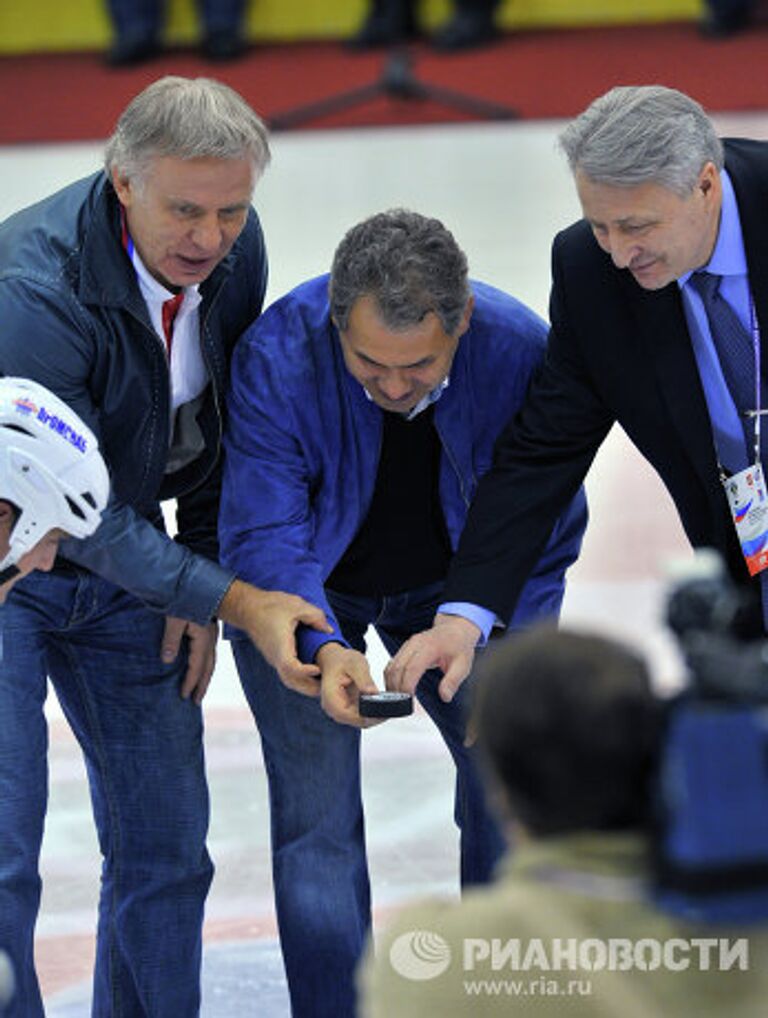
[232,580,507,1018]
[0,563,213,1017]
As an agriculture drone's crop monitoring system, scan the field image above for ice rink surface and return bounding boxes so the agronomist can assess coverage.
[2,109,766,1014]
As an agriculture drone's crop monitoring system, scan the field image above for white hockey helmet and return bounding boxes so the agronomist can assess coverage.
[0,377,109,571]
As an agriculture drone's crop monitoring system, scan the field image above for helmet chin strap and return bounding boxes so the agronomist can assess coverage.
[0,563,20,586]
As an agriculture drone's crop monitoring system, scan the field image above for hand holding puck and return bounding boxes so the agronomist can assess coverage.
[359,691,413,719]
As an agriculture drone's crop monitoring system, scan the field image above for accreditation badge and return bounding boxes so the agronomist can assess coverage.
[723,463,768,576]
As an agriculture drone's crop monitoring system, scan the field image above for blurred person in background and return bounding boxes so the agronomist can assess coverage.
[362,626,768,1016]
[350,0,500,50]
[699,0,757,36]
[106,0,248,65]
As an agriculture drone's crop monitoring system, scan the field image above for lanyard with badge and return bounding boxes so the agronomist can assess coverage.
[720,297,768,576]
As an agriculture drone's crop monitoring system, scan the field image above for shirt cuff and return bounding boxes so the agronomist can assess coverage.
[437,602,497,645]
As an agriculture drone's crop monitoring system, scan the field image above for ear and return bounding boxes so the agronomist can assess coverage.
[456,294,475,339]
[111,168,133,208]
[698,161,720,199]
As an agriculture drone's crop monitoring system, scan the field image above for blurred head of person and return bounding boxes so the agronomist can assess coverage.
[474,625,663,838]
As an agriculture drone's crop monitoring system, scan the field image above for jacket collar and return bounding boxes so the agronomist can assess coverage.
[500,830,649,901]
[631,276,717,484]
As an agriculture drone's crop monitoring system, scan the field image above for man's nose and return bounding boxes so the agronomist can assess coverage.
[379,371,411,401]
[605,230,639,270]
[190,215,222,252]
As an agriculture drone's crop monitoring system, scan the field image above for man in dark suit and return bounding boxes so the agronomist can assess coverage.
[384,84,768,696]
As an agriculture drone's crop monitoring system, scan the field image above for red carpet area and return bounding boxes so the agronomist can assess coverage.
[1,21,768,143]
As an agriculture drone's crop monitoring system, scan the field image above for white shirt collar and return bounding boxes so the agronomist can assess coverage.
[128,241,201,308]
[362,376,451,420]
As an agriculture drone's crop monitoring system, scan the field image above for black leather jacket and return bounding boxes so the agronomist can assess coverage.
[0,171,267,622]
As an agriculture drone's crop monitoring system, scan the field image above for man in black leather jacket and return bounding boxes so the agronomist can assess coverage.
[0,75,327,1017]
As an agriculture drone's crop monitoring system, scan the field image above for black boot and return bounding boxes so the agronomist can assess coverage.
[432,4,498,51]
[106,31,160,66]
[698,1,753,36]
[202,29,247,61]
[348,0,418,49]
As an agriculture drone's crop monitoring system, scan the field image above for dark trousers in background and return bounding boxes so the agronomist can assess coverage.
[106,0,246,41]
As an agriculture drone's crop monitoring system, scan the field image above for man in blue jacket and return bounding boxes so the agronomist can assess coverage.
[0,76,328,1017]
[220,209,587,1018]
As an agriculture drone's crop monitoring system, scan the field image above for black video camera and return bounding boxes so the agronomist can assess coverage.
[655,551,768,922]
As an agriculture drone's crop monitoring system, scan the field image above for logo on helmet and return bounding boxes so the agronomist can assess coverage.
[36,407,88,454]
[13,397,38,417]
[11,395,88,452]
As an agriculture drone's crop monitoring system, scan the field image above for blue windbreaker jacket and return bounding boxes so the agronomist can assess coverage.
[221,275,587,660]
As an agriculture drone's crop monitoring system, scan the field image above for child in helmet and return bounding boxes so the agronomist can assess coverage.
[0,377,108,598]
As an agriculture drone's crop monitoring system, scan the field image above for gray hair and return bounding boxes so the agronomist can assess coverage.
[558,85,723,196]
[329,209,470,335]
[104,76,270,183]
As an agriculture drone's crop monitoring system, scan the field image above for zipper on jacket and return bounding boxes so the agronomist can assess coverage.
[125,310,172,502]
[435,418,474,510]
[196,282,227,481]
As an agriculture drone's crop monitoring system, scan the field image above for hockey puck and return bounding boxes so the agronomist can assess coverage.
[359,691,414,719]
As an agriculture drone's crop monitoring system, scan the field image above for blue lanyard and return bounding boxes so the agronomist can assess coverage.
[711,293,761,480]
[744,294,762,465]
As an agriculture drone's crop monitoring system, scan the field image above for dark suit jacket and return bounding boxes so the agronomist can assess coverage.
[443,138,768,623]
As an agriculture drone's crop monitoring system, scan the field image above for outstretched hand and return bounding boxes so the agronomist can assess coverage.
[218,579,333,695]
[384,613,481,702]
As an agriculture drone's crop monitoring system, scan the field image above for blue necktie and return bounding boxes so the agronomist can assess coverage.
[690,271,755,453]
[691,271,768,630]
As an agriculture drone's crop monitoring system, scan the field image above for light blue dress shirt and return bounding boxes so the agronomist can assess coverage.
[679,168,755,470]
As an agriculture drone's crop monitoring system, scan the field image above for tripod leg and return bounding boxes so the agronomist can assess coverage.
[407,81,517,121]
[379,47,517,119]
[270,83,386,131]
[269,45,518,130]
